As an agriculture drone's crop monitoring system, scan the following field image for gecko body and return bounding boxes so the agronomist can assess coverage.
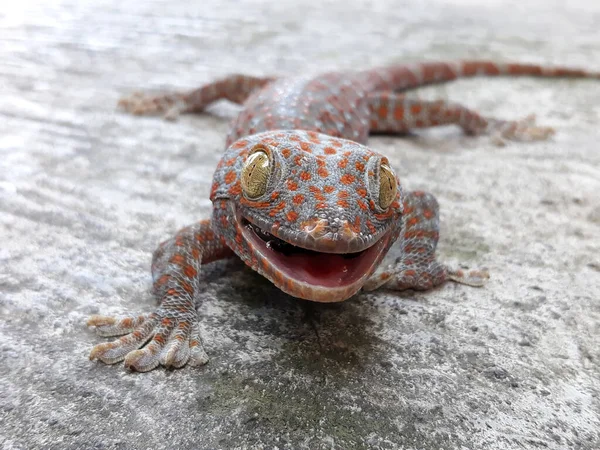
[88,61,600,371]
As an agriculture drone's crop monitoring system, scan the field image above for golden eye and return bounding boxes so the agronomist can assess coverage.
[241,150,271,199]
[379,163,397,209]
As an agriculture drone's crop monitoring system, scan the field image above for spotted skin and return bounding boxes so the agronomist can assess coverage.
[90,60,600,371]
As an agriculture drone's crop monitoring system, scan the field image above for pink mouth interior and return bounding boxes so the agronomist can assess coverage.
[242,220,386,288]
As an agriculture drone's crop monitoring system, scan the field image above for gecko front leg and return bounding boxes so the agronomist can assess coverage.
[363,191,489,292]
[87,219,234,372]
[117,74,275,120]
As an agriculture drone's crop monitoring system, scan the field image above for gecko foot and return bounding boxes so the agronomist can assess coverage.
[446,267,490,286]
[117,92,186,120]
[490,114,555,145]
[87,313,209,372]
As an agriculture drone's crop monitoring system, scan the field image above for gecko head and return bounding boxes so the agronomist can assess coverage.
[211,130,404,302]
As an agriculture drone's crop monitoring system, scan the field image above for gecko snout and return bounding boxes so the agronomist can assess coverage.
[300,218,362,253]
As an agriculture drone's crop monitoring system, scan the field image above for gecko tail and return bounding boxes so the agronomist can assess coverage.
[363,60,600,92]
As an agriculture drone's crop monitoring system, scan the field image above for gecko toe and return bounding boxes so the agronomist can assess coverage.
[87,314,147,337]
[89,317,157,364]
[189,323,209,366]
[447,267,490,287]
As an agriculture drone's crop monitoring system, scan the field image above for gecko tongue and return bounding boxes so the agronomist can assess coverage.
[276,250,376,287]
[244,221,385,288]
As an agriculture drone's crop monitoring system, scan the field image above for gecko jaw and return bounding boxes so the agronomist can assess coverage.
[239,217,390,302]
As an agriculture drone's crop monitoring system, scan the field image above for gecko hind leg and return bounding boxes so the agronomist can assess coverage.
[363,191,489,292]
[367,92,555,143]
[118,74,275,120]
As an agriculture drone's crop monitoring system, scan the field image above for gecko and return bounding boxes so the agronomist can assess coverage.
[87,61,600,372]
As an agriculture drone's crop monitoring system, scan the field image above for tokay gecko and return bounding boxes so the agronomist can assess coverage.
[87,61,600,371]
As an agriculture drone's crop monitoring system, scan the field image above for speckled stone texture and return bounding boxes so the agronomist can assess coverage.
[1,0,599,449]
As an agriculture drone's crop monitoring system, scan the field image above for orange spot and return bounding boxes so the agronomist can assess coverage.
[338,159,348,169]
[331,140,343,148]
[191,248,200,259]
[307,131,321,144]
[287,180,298,191]
[300,142,312,153]
[356,188,367,198]
[355,161,365,172]
[407,217,420,227]
[224,171,236,184]
[378,106,388,119]
[156,274,170,286]
[340,174,355,185]
[323,185,335,194]
[405,230,438,240]
[318,167,329,178]
[228,183,241,196]
[181,281,194,294]
[338,191,349,199]
[393,107,404,120]
[282,148,291,158]
[324,147,337,155]
[232,140,248,149]
[286,211,298,222]
[350,216,361,233]
[366,220,376,234]
[271,192,279,200]
[300,172,311,181]
[337,200,349,208]
[170,254,185,265]
[316,202,327,209]
[183,265,197,278]
[423,209,434,219]
[358,200,368,210]
[269,201,287,217]
[293,194,305,205]
[210,182,219,198]
[410,104,422,115]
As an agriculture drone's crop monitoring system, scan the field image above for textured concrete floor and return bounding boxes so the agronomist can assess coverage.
[1,0,599,449]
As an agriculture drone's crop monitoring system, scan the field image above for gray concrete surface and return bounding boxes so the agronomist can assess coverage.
[1,0,599,449]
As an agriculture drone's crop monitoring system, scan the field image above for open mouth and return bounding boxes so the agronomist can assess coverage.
[240,218,388,289]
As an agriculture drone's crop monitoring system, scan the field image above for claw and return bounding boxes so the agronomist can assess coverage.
[189,322,209,366]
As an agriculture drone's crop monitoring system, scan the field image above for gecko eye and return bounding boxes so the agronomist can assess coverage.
[379,163,397,209]
[241,150,271,199]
